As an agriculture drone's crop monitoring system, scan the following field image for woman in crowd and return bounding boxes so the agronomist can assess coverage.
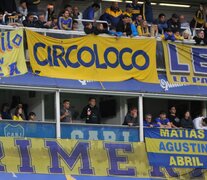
[137,20,150,36]
[12,107,24,121]
[180,110,193,129]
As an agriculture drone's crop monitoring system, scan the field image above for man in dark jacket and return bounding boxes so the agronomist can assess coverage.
[116,14,132,36]
[167,14,181,33]
[0,0,17,13]
[81,97,101,124]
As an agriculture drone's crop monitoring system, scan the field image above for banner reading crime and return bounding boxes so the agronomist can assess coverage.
[0,137,206,179]
[145,128,207,168]
[26,29,158,83]
[0,29,27,77]
[163,41,207,86]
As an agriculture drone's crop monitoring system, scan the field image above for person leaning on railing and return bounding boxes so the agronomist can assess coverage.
[12,107,24,121]
[155,111,172,128]
[58,9,73,30]
[123,107,139,127]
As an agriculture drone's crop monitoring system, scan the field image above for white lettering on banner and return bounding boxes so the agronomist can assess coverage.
[71,130,84,139]
[160,79,187,91]
[78,80,94,86]
[88,131,98,140]
[103,131,116,141]
[123,131,130,142]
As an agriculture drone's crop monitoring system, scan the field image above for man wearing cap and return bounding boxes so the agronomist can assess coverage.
[167,14,181,33]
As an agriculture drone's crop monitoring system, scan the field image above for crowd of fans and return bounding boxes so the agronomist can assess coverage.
[0,97,206,131]
[0,1,207,44]
[123,106,207,130]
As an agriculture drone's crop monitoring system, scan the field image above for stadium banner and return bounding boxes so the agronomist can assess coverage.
[0,137,205,179]
[26,29,158,83]
[145,128,207,168]
[0,121,56,138]
[61,124,139,142]
[0,29,27,77]
[163,41,207,86]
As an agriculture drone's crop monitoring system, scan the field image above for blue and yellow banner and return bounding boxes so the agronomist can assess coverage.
[0,29,27,77]
[26,29,158,83]
[0,137,206,179]
[145,128,207,168]
[163,41,207,86]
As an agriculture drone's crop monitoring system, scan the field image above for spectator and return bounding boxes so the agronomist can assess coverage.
[153,13,168,34]
[45,4,55,21]
[116,14,132,36]
[144,114,158,127]
[193,116,207,130]
[167,14,181,33]
[137,20,150,36]
[12,107,24,121]
[64,4,73,18]
[49,15,58,29]
[28,112,36,121]
[193,30,207,45]
[174,30,184,41]
[168,106,180,128]
[0,0,17,13]
[102,2,122,29]
[150,24,158,37]
[179,15,189,29]
[83,3,100,22]
[161,28,175,41]
[58,10,72,30]
[1,103,11,120]
[94,23,109,35]
[72,20,78,31]
[0,12,4,25]
[125,0,153,22]
[182,29,191,40]
[10,103,26,120]
[129,17,138,36]
[35,13,47,28]
[134,14,143,27]
[60,99,72,123]
[190,3,206,28]
[155,111,171,128]
[180,111,193,129]
[123,107,139,126]
[73,6,82,20]
[80,97,101,124]
[22,12,36,27]
[84,22,94,34]
[21,0,40,14]
[18,1,28,17]
[72,6,83,30]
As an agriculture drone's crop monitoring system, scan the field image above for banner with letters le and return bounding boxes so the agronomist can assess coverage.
[0,29,27,77]
[163,41,207,86]
[145,128,207,168]
[26,29,158,83]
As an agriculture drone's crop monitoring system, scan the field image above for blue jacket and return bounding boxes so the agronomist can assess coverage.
[131,23,138,36]
[162,32,176,41]
[83,6,95,20]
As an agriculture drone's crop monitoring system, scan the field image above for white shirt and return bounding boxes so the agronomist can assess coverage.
[193,117,207,130]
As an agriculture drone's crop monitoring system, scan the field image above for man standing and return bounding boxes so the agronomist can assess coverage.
[126,0,153,23]
[168,106,180,128]
[123,107,139,126]
[60,99,72,123]
[81,97,101,124]
[82,3,100,21]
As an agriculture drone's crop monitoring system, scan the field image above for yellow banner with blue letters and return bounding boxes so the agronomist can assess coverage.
[163,41,207,86]
[0,29,27,77]
[0,136,207,179]
[145,128,207,169]
[26,29,158,83]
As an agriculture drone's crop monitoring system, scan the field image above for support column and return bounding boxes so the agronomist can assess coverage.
[55,90,61,138]
[139,95,144,142]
